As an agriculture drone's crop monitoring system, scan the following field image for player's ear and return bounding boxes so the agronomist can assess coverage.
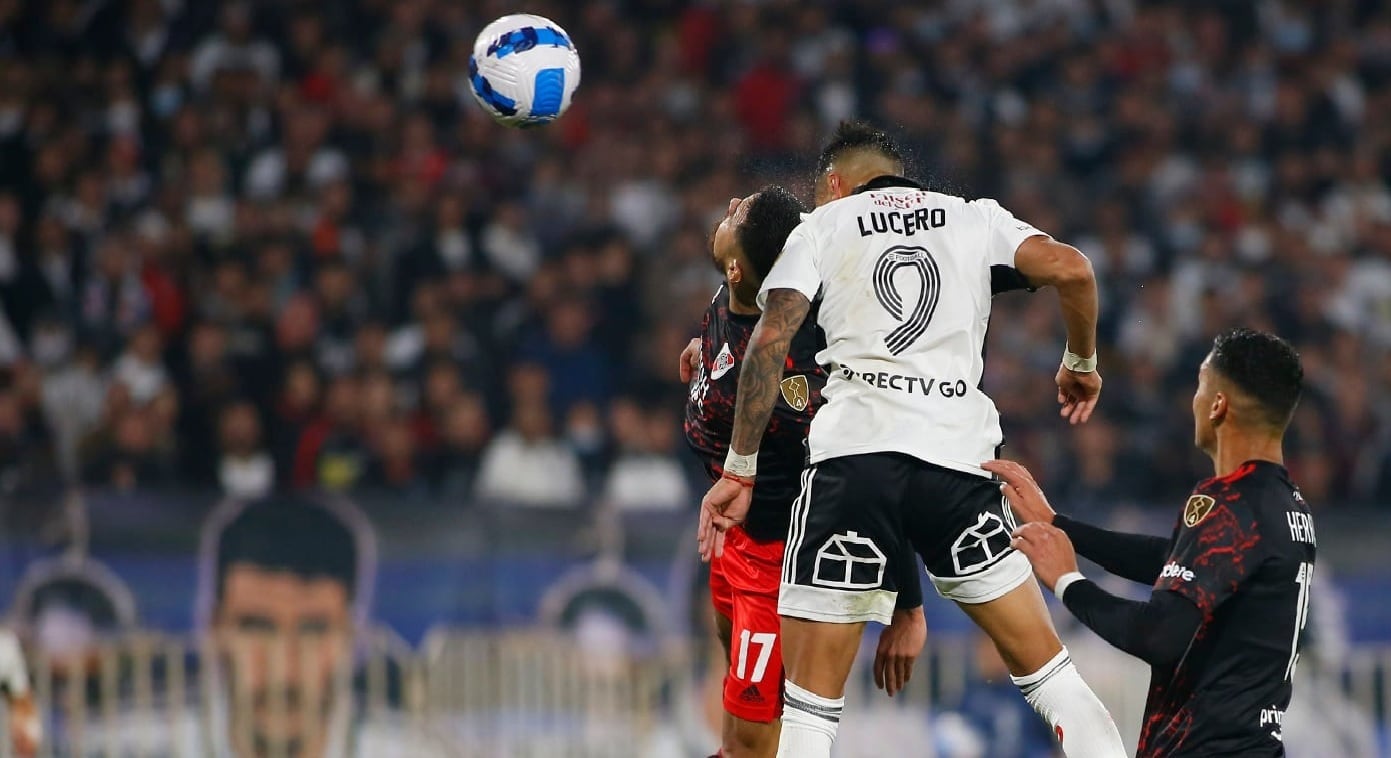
[727,258,742,283]
[1210,392,1228,426]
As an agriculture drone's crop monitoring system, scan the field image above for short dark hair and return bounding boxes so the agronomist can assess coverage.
[216,497,358,604]
[816,120,904,175]
[736,185,806,280]
[1209,328,1304,429]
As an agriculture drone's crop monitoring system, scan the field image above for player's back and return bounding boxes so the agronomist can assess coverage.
[1141,461,1317,757]
[761,177,1046,477]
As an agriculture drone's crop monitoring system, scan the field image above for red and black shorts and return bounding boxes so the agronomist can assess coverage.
[709,525,785,724]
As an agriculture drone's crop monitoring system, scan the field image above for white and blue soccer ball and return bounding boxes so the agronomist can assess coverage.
[469,14,582,128]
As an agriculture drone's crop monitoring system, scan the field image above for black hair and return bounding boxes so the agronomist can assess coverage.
[1209,328,1304,429]
[815,120,904,175]
[215,496,357,604]
[736,185,807,281]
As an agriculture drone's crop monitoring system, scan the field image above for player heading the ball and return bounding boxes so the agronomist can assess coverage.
[700,121,1126,758]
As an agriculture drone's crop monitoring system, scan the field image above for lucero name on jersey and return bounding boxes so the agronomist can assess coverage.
[857,207,948,238]
[835,362,969,399]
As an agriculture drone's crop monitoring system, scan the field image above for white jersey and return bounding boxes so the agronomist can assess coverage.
[758,178,1046,478]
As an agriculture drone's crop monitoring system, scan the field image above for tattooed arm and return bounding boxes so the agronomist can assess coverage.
[698,288,811,561]
[730,288,812,456]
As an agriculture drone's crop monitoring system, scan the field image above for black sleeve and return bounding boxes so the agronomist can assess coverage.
[894,558,923,611]
[1155,496,1264,618]
[990,264,1036,295]
[1054,513,1171,585]
[1062,581,1203,668]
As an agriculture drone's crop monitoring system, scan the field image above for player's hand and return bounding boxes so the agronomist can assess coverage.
[8,692,41,757]
[874,606,926,697]
[679,338,701,383]
[698,477,752,562]
[982,459,1056,524]
[1056,365,1102,425]
[1010,522,1079,592]
[697,500,726,563]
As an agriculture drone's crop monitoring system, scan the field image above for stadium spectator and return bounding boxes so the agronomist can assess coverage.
[189,1,278,93]
[110,323,166,405]
[39,342,105,479]
[362,417,427,497]
[80,236,150,355]
[474,400,583,508]
[430,391,490,500]
[520,298,609,420]
[271,359,320,476]
[215,400,273,500]
[603,401,690,511]
[80,398,178,491]
[292,375,367,492]
[0,388,50,496]
[174,321,239,480]
[410,359,461,448]
[565,400,608,489]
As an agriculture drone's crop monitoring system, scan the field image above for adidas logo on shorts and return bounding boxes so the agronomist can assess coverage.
[739,684,764,704]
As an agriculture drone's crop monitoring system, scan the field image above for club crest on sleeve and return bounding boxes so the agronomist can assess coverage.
[1183,494,1216,527]
[711,343,735,380]
[780,375,810,411]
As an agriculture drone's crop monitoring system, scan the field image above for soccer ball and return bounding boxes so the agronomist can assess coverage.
[468,14,582,128]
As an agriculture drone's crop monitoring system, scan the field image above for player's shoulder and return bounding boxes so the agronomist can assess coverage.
[1192,461,1300,519]
[959,195,1015,219]
[1198,461,1293,495]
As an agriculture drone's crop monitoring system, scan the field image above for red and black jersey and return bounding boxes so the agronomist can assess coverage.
[1139,461,1317,757]
[683,285,825,542]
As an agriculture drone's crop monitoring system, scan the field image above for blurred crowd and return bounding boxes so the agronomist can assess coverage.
[0,0,1389,514]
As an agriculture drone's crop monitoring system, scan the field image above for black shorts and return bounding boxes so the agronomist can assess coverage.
[779,453,1033,625]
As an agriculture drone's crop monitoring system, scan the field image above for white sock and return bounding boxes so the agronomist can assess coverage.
[1010,648,1126,758]
[776,680,842,758]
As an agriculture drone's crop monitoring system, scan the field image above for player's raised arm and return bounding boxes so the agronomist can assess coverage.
[1014,235,1101,424]
[731,289,810,456]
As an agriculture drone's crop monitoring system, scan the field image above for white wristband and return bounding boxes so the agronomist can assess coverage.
[723,449,758,479]
[1053,571,1087,601]
[1062,348,1097,373]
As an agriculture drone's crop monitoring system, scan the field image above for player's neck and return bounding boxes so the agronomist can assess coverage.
[836,170,894,198]
[1211,428,1285,477]
[728,294,761,316]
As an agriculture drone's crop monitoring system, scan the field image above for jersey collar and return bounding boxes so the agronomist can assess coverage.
[852,175,926,194]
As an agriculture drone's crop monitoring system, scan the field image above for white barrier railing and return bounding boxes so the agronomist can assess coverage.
[2,630,1385,757]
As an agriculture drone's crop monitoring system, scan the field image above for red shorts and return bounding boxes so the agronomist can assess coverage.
[708,526,785,723]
